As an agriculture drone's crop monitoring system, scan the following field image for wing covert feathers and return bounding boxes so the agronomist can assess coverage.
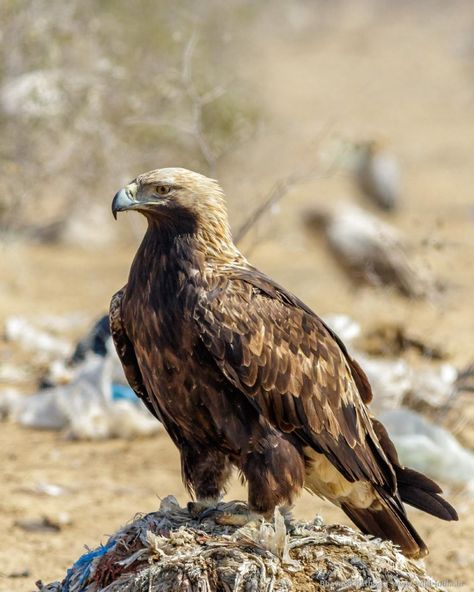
[194,267,396,493]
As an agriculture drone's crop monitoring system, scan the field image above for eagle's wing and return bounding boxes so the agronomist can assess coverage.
[194,267,395,492]
[109,288,162,422]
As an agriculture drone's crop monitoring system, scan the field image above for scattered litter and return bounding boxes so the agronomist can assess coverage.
[39,359,75,389]
[323,313,361,344]
[356,322,446,360]
[6,568,30,579]
[407,364,460,409]
[365,356,472,415]
[111,384,140,403]
[5,315,71,358]
[17,481,68,497]
[15,513,70,533]
[1,314,162,439]
[34,313,87,334]
[357,354,410,412]
[381,408,474,488]
[0,344,161,440]
[29,482,68,497]
[238,507,294,564]
[69,315,110,365]
[305,203,429,297]
[35,498,446,592]
[0,387,68,430]
[323,315,470,414]
[2,312,470,446]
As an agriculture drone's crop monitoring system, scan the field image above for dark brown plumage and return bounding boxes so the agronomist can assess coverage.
[110,168,457,559]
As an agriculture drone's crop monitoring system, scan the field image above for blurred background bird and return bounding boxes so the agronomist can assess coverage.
[304,202,428,298]
[351,140,401,211]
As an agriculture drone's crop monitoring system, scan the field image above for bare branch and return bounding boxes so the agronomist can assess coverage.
[181,30,199,91]
[234,144,340,246]
[179,31,219,176]
[124,116,195,137]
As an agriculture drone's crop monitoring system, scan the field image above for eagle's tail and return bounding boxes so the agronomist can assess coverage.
[341,491,428,559]
[369,416,458,522]
[340,465,458,559]
[394,465,458,521]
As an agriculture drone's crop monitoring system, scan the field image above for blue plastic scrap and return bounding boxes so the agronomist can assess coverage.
[62,539,116,592]
[111,383,140,404]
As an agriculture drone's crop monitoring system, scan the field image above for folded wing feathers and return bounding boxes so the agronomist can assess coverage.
[194,273,396,493]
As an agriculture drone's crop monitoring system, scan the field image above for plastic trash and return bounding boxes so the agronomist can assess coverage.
[358,354,463,414]
[323,314,361,345]
[69,315,110,365]
[357,354,411,413]
[0,344,161,440]
[381,408,474,487]
[5,315,71,358]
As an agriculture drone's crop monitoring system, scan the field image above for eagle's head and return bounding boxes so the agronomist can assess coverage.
[112,168,226,223]
[112,167,240,262]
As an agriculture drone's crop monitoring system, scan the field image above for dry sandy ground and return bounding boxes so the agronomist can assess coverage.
[1,2,474,591]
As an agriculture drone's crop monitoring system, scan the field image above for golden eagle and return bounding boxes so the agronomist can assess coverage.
[110,168,456,558]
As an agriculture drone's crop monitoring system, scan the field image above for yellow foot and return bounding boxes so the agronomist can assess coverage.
[214,511,263,528]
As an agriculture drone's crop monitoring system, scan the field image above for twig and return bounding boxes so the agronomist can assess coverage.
[234,121,342,246]
[234,172,307,245]
[180,31,219,177]
[234,159,339,246]
[127,33,227,177]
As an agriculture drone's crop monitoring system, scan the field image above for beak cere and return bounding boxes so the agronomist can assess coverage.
[112,186,137,219]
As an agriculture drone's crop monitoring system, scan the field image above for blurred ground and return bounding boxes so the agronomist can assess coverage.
[1,1,474,591]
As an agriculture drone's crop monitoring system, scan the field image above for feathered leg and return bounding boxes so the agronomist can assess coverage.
[214,433,306,527]
[244,432,305,515]
[180,445,232,512]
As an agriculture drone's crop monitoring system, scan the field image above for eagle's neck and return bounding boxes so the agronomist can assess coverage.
[139,215,244,268]
[129,218,245,294]
[194,221,244,267]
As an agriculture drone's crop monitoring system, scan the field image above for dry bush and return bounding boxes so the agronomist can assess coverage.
[0,0,260,240]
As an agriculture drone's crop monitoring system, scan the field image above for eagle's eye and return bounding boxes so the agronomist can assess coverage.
[155,185,171,196]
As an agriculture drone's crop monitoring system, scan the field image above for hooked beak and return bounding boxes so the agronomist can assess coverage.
[112,183,138,219]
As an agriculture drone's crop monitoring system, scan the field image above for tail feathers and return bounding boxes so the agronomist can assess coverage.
[341,493,428,559]
[396,465,442,493]
[395,466,458,521]
[371,415,458,522]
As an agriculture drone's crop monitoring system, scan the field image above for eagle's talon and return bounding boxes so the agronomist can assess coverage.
[187,500,219,518]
